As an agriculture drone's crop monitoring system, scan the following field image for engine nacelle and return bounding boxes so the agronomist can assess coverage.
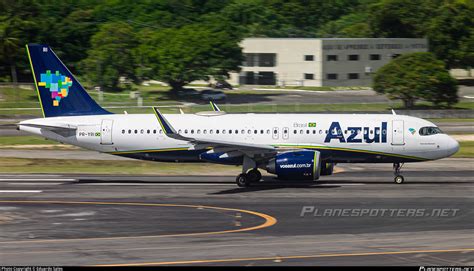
[320,162,335,176]
[266,150,321,180]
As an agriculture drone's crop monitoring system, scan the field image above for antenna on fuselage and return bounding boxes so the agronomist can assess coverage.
[391,109,397,115]
[179,108,184,114]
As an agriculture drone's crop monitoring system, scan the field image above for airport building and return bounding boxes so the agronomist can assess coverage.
[228,38,428,87]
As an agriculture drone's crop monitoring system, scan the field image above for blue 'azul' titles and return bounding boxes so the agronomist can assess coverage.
[324,122,387,143]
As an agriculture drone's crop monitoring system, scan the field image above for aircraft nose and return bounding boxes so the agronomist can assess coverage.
[446,137,460,157]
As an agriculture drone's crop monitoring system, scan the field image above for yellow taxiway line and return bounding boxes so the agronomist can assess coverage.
[0,200,277,244]
[96,247,474,266]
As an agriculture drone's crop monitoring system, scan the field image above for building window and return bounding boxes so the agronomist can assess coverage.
[304,73,314,80]
[259,53,276,67]
[243,53,256,67]
[348,54,359,61]
[327,55,338,61]
[327,73,338,80]
[370,54,381,60]
[348,73,359,79]
[392,54,401,59]
[304,55,314,61]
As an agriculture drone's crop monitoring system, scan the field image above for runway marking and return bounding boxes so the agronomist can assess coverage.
[0,178,76,182]
[0,200,277,244]
[7,183,63,185]
[96,248,474,266]
[0,190,42,193]
[75,183,365,186]
[1,235,469,256]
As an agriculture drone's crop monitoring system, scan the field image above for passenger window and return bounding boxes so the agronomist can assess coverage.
[185,129,188,134]
[134,130,138,134]
[159,129,162,134]
[178,129,182,134]
[300,130,303,134]
[140,129,144,134]
[267,129,271,134]
[197,129,201,134]
[203,130,207,134]
[247,129,251,134]
[122,129,125,134]
[216,130,220,134]
[153,130,156,134]
[210,130,213,134]
[325,130,328,134]
[229,130,232,134]
[260,130,264,134]
[235,129,238,134]
[312,130,316,134]
[128,129,131,134]
[191,130,194,134]
[223,130,226,134]
[241,129,245,134]
[254,130,258,134]
[147,129,150,134]
[293,130,297,134]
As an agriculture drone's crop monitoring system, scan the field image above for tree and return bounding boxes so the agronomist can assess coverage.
[136,24,243,91]
[80,22,138,91]
[368,0,474,68]
[373,52,458,108]
[426,1,474,69]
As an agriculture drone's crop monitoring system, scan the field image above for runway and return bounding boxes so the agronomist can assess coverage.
[0,161,473,266]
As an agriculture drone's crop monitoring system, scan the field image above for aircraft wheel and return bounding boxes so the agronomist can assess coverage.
[394,175,404,184]
[247,169,262,182]
[236,173,250,187]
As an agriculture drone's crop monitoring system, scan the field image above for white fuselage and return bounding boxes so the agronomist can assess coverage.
[19,113,459,163]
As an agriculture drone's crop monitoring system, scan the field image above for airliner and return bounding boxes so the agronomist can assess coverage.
[18,44,460,187]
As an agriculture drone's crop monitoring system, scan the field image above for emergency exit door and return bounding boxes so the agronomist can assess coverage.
[100,119,114,145]
[391,120,404,145]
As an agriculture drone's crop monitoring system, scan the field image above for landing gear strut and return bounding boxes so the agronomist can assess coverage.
[393,163,404,184]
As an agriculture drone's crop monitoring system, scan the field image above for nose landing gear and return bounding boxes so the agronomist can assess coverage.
[393,163,405,184]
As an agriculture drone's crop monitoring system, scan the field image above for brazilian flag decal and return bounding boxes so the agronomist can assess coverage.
[308,122,316,127]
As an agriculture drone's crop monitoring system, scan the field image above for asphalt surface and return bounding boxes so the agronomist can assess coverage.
[0,159,473,266]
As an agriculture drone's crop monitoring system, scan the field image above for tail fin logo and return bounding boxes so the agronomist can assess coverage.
[38,70,73,106]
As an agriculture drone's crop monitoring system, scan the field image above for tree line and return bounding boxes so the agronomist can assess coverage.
[1,0,473,93]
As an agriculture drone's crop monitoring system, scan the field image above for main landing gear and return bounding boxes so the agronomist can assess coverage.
[236,169,262,187]
[393,163,405,184]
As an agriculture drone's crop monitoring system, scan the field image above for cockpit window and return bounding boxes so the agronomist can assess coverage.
[419,126,443,136]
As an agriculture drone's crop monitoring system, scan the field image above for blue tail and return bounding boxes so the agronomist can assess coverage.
[26,44,111,117]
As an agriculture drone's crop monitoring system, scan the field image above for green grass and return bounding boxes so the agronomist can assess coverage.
[2,86,474,117]
[454,141,474,158]
[257,86,371,91]
[0,157,240,174]
[0,136,58,145]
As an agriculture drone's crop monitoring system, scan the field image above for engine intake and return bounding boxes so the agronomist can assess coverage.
[266,150,321,180]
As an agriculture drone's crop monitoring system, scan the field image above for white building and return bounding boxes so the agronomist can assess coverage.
[228,38,428,87]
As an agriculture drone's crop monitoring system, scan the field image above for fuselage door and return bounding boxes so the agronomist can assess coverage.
[391,120,404,145]
[272,127,279,140]
[100,119,114,145]
[282,127,289,140]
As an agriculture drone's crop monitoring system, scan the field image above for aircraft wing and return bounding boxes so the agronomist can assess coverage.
[152,107,276,157]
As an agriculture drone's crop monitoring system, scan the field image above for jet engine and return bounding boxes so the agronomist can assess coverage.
[266,150,321,180]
